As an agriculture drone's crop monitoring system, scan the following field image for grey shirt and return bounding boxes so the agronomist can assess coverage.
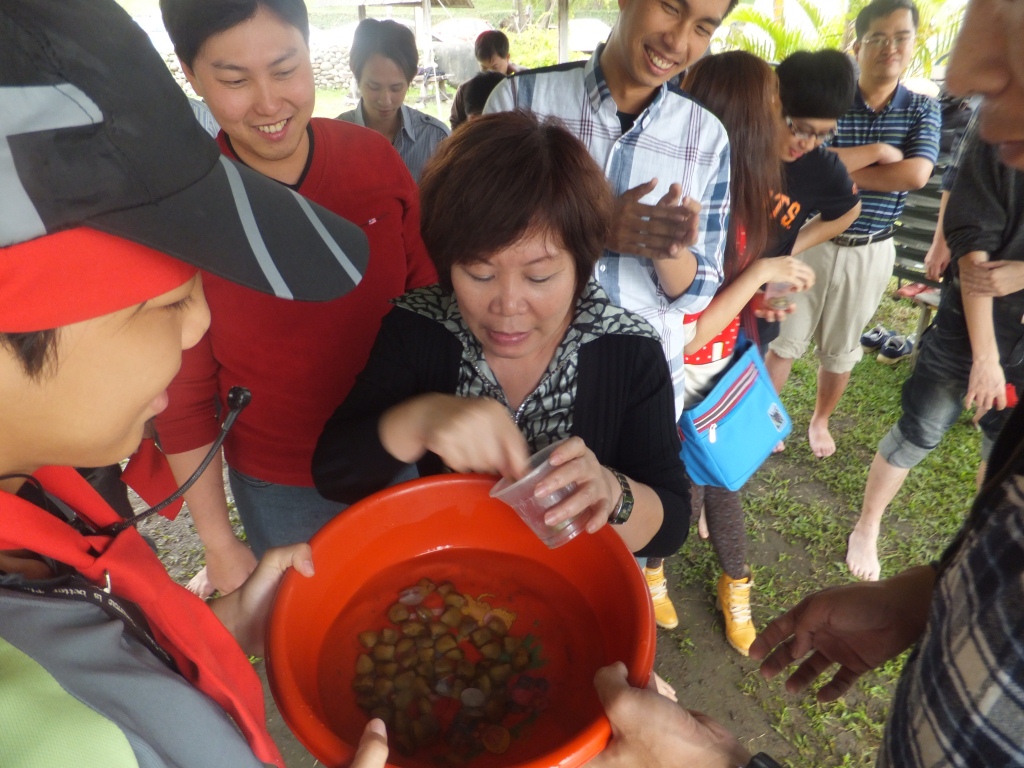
[0,589,266,767]
[337,102,450,183]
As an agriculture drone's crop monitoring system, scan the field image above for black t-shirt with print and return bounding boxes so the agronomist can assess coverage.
[767,145,859,259]
[755,147,859,349]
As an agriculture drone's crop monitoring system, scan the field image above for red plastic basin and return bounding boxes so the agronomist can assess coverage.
[267,474,654,768]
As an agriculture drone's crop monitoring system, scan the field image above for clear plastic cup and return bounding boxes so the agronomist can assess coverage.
[489,440,584,548]
[764,282,794,310]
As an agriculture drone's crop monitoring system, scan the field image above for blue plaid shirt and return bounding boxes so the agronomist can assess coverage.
[880,468,1024,766]
[485,47,730,418]
[834,84,940,236]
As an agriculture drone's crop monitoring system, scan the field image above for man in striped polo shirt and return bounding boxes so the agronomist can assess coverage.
[766,0,940,459]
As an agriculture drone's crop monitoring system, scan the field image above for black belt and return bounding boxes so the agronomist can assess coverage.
[832,226,896,247]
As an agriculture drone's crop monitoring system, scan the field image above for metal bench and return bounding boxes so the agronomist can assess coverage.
[892,166,945,291]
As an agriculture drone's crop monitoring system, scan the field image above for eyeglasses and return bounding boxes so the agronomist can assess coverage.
[860,34,915,50]
[785,116,836,144]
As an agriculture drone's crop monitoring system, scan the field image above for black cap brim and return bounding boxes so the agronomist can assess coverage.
[1,0,369,303]
[90,155,368,302]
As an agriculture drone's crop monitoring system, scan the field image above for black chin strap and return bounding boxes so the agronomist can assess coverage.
[1,386,251,537]
[100,386,252,535]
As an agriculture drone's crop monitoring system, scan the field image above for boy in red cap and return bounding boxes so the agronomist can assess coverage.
[0,1,386,764]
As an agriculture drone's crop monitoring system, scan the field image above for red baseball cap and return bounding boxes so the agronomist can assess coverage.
[1,0,371,332]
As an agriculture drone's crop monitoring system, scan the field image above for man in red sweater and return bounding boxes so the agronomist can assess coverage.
[156,0,437,596]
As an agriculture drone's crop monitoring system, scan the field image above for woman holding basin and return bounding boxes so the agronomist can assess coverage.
[313,111,690,558]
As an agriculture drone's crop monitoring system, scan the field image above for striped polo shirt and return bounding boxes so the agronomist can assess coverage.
[834,84,940,235]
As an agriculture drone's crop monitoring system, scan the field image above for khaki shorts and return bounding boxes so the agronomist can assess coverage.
[769,238,895,374]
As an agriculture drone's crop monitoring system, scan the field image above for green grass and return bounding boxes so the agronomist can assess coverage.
[675,282,981,765]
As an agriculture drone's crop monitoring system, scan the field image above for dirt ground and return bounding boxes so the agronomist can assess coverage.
[138,463,815,767]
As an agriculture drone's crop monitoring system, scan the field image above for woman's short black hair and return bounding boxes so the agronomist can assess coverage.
[160,0,310,69]
[776,50,856,120]
[350,18,419,83]
[419,111,613,301]
[464,71,507,116]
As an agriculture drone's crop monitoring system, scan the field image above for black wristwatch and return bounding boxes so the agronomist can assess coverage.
[745,753,783,768]
[606,468,634,525]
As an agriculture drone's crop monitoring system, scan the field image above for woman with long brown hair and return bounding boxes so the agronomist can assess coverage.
[660,51,815,655]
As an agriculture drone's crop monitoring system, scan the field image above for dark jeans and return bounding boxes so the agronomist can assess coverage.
[879,286,1024,468]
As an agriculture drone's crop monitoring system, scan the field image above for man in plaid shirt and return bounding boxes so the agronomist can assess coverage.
[484,0,735,634]
[485,0,736,422]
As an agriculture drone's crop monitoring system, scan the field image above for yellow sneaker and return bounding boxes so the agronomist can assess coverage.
[644,564,679,630]
[716,572,755,656]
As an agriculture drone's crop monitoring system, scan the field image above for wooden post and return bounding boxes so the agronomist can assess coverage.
[421,0,438,109]
[558,0,569,63]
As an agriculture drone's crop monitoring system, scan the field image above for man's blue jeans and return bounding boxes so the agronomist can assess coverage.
[879,289,1024,469]
[228,463,419,558]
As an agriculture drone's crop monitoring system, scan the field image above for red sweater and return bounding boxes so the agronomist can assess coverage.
[155,118,437,485]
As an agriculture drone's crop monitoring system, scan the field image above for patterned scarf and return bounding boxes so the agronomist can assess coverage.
[394,280,658,451]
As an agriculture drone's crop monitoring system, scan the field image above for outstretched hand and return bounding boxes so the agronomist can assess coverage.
[750,566,936,702]
[586,662,750,768]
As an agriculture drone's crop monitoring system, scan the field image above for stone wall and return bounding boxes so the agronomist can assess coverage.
[310,43,354,91]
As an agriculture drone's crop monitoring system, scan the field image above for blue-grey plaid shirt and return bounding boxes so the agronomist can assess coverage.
[880,470,1024,766]
[485,47,730,418]
[338,102,450,183]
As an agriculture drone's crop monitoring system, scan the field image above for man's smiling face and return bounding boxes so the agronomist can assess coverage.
[610,0,730,94]
[183,5,315,183]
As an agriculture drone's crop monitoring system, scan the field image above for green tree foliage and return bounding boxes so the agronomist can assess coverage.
[719,0,964,77]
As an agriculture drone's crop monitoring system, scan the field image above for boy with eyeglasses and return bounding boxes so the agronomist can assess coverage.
[753,50,863,355]
[765,0,940,464]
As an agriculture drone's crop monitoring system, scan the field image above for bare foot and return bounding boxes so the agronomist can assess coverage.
[697,505,709,540]
[808,419,836,458]
[846,523,881,581]
[186,565,216,599]
[771,440,786,454]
